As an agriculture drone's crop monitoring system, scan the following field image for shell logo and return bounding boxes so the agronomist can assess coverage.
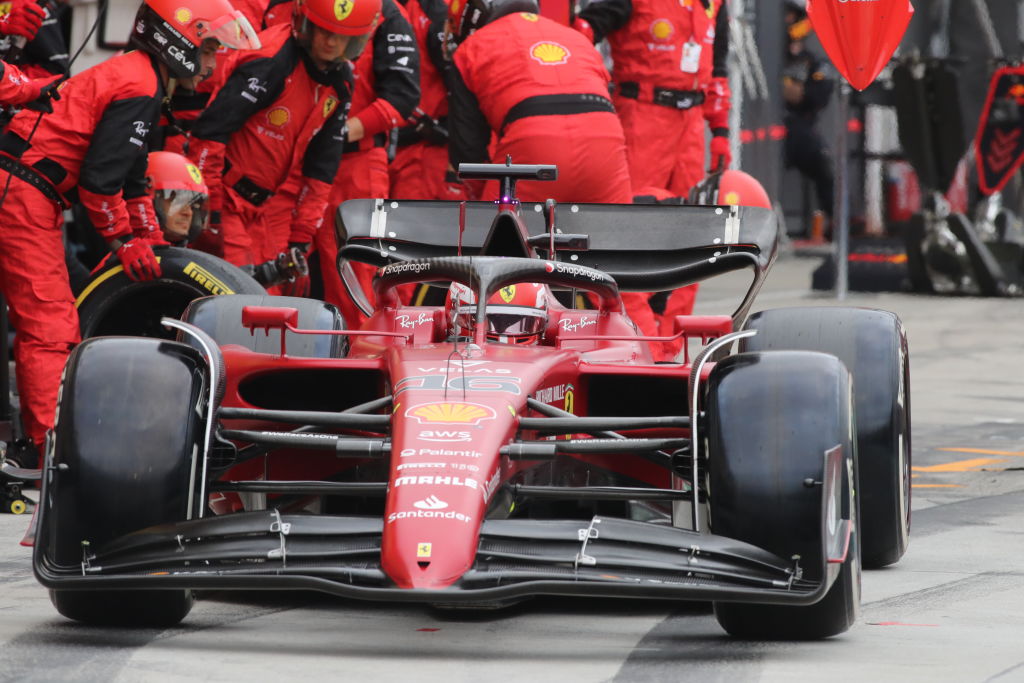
[520,12,538,21]
[323,96,339,119]
[650,19,673,40]
[186,164,203,185]
[267,107,290,127]
[334,0,354,21]
[723,191,740,205]
[530,41,570,66]
[407,402,496,425]
[498,285,516,303]
[174,7,192,24]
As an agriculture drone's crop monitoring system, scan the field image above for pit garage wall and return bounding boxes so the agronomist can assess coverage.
[67,0,137,75]
[729,0,784,218]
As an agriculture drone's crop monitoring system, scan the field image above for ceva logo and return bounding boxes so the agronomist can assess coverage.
[413,495,448,510]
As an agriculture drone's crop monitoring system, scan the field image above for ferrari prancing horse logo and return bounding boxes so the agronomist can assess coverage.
[499,285,516,303]
[323,96,339,119]
[186,164,203,185]
[334,0,354,21]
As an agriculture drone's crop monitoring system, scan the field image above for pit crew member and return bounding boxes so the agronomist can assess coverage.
[576,0,731,195]
[446,0,631,203]
[0,0,258,466]
[189,0,380,282]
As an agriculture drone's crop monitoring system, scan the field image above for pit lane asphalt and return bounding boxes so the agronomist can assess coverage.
[2,249,1023,683]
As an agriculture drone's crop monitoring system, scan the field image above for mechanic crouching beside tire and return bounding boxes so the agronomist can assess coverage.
[0,0,259,466]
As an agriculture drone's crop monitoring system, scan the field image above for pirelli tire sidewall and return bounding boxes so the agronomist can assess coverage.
[76,246,266,339]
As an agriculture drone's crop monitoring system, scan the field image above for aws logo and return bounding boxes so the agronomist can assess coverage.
[266,106,290,127]
[186,164,203,185]
[649,19,673,40]
[334,0,354,21]
[530,41,570,66]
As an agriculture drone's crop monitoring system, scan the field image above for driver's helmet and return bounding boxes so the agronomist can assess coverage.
[445,281,548,345]
[129,0,260,79]
[293,0,382,63]
[687,169,772,209]
[146,151,210,243]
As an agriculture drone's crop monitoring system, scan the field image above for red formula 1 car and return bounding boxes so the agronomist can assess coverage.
[33,164,911,639]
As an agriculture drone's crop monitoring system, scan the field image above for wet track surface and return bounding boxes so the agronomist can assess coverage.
[2,252,1024,682]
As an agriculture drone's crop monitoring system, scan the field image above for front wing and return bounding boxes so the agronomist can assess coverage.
[34,511,834,606]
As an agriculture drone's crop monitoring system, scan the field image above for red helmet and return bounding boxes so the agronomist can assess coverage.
[687,170,772,209]
[447,0,539,50]
[130,0,260,79]
[293,0,382,61]
[146,151,210,243]
[445,281,549,345]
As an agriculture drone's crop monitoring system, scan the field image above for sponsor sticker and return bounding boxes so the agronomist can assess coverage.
[406,402,496,425]
[184,262,234,295]
[380,261,431,276]
[388,509,471,524]
[323,96,338,119]
[334,0,354,21]
[186,164,203,185]
[267,107,290,127]
[401,447,483,458]
[414,495,447,510]
[530,41,570,66]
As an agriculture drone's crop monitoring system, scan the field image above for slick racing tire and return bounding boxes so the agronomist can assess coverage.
[706,351,860,640]
[181,294,348,358]
[41,337,207,627]
[742,307,911,568]
[76,246,264,340]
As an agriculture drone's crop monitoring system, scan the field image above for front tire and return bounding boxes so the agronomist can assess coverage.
[706,351,860,639]
[41,337,207,626]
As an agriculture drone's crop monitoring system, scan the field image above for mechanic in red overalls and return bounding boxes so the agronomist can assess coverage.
[446,1,667,350]
[0,0,258,466]
[0,0,63,109]
[447,0,630,203]
[189,0,382,281]
[576,0,731,195]
[258,0,418,319]
[389,0,465,201]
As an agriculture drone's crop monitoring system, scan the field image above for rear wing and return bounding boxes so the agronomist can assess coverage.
[337,200,779,319]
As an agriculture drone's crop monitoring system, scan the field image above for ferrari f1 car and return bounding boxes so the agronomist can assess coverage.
[33,164,911,639]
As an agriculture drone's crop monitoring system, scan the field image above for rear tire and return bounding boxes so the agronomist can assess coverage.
[706,351,860,639]
[76,246,264,340]
[742,307,911,568]
[41,337,206,626]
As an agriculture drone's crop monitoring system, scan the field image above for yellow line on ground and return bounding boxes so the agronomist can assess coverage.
[912,484,962,488]
[937,447,1024,457]
[912,457,1010,473]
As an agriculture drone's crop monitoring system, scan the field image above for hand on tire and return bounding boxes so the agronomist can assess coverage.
[116,238,162,281]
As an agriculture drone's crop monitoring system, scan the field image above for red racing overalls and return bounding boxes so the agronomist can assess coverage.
[189,23,353,267]
[578,0,730,195]
[388,0,465,202]
[0,50,164,445]
[449,12,631,203]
